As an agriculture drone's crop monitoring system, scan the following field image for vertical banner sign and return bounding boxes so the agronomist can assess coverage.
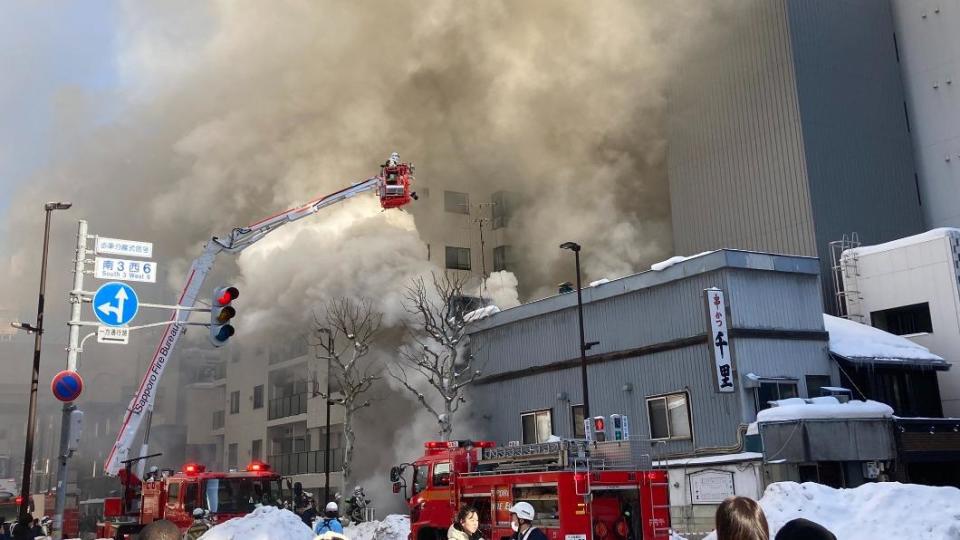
[705,288,735,393]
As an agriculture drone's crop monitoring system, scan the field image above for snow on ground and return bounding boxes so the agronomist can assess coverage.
[702,481,960,540]
[649,251,714,271]
[344,515,410,540]
[823,314,946,363]
[199,505,314,540]
[756,397,893,423]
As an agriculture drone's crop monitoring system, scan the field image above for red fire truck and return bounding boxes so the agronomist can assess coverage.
[391,440,671,540]
[98,461,284,539]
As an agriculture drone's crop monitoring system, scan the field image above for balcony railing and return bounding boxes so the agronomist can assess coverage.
[267,450,343,476]
[268,393,308,420]
[212,410,225,430]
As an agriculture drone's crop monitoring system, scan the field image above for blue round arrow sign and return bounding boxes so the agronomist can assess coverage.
[92,281,139,327]
[51,370,84,402]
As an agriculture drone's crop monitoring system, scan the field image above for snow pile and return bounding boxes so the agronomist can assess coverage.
[199,506,314,540]
[464,305,501,322]
[759,481,960,539]
[756,398,893,423]
[824,314,945,363]
[843,227,960,257]
[344,515,410,540]
[650,251,714,271]
[702,481,960,540]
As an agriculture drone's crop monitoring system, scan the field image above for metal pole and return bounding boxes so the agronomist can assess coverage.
[136,409,154,479]
[574,249,590,420]
[52,219,87,540]
[17,206,56,528]
[324,332,332,505]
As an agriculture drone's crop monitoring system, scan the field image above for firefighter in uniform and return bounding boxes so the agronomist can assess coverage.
[509,503,547,540]
[184,508,211,540]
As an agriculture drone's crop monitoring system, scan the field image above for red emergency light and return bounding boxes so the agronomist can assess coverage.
[183,463,206,475]
[246,461,270,472]
[473,441,496,448]
[15,496,22,505]
[425,441,457,450]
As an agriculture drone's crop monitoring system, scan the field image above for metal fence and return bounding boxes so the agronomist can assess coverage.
[268,393,308,420]
[268,449,343,476]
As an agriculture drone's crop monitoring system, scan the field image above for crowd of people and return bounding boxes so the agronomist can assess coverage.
[715,496,835,540]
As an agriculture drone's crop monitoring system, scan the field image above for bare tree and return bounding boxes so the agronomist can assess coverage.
[391,271,482,441]
[311,297,382,489]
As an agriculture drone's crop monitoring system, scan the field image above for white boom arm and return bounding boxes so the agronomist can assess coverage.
[105,176,382,474]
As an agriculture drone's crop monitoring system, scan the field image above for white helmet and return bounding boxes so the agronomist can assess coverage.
[509,502,535,521]
[193,508,205,518]
[149,466,159,473]
[325,502,338,513]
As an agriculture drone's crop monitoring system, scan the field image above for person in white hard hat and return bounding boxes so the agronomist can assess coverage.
[184,507,212,540]
[314,502,344,535]
[509,502,547,540]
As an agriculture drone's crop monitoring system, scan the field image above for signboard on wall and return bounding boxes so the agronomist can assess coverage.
[689,469,736,504]
[704,288,735,392]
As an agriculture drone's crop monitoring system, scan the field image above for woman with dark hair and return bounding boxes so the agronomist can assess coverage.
[448,505,484,540]
[715,496,769,540]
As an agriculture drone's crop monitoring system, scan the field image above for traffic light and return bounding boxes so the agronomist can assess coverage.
[209,286,239,347]
[611,414,630,441]
[592,416,607,442]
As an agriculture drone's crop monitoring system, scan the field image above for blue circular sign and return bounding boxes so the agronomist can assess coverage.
[51,370,84,402]
[92,281,139,327]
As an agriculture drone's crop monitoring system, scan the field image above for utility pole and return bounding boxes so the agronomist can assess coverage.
[324,329,333,505]
[52,220,87,540]
[14,202,71,540]
[473,201,496,302]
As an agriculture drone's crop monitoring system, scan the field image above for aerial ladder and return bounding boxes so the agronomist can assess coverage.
[104,153,415,475]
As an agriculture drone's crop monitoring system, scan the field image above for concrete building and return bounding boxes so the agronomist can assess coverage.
[668,0,924,312]
[892,0,960,229]
[840,228,960,416]
[463,249,858,533]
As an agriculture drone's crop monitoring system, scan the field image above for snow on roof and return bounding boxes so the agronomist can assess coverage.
[589,278,611,287]
[654,451,763,467]
[650,251,715,271]
[464,305,501,323]
[756,397,893,423]
[823,314,946,365]
[844,227,960,257]
[201,505,314,540]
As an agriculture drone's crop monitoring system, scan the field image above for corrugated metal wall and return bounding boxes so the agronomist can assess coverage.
[465,261,833,454]
[785,0,924,294]
[668,0,817,259]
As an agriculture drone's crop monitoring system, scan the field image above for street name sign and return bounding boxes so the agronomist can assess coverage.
[97,326,130,345]
[95,237,153,258]
[92,282,140,327]
[95,257,157,283]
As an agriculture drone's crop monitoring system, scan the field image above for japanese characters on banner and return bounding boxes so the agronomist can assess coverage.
[705,288,735,393]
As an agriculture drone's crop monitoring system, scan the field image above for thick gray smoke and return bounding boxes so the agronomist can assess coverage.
[0,0,733,503]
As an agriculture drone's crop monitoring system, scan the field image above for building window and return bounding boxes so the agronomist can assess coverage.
[871,303,933,335]
[230,391,240,414]
[493,245,513,272]
[755,380,798,411]
[571,405,585,438]
[251,439,262,461]
[521,409,553,444]
[646,392,692,441]
[253,385,264,410]
[227,443,238,469]
[444,191,470,214]
[491,191,518,229]
[445,246,472,271]
[805,375,832,398]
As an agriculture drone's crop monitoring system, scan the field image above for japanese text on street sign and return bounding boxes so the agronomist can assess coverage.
[95,257,157,283]
[705,288,734,393]
[98,326,130,345]
[95,237,153,258]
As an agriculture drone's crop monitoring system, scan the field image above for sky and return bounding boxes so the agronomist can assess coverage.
[0,1,119,215]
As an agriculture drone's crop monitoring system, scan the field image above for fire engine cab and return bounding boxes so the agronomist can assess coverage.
[391,440,671,540]
[99,461,283,539]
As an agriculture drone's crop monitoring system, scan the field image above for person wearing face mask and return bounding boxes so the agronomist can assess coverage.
[448,505,483,540]
[508,502,547,540]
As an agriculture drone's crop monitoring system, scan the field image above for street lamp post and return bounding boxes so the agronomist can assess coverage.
[15,202,71,533]
[560,242,592,431]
